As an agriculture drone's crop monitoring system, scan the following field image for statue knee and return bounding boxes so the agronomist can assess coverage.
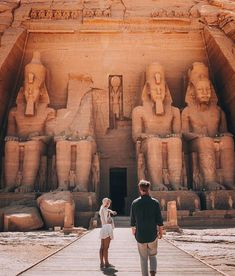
[56,140,69,150]
[77,140,93,153]
[5,140,19,151]
[168,137,182,149]
[196,137,214,150]
[25,141,41,152]
[220,136,234,150]
[145,137,161,150]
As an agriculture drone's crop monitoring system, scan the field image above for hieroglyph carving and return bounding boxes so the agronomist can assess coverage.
[30,8,111,20]
[109,75,123,129]
[30,9,81,20]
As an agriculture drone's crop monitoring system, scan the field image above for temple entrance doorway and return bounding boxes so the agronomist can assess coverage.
[109,168,127,215]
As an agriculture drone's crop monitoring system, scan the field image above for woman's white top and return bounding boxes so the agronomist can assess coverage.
[99,206,114,239]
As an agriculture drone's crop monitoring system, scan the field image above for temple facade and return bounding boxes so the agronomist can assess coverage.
[0,0,235,229]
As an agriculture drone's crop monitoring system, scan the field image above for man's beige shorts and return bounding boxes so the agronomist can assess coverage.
[137,238,158,256]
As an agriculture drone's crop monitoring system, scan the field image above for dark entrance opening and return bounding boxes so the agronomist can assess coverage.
[109,168,127,216]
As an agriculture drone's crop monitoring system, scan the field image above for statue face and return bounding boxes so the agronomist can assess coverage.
[195,79,211,104]
[24,72,41,116]
[148,72,166,103]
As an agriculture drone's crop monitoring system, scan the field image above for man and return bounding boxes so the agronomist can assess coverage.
[131,180,164,276]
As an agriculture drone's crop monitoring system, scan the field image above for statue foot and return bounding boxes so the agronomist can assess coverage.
[171,184,187,191]
[18,185,34,193]
[205,182,225,191]
[223,182,235,190]
[152,184,168,191]
[0,185,16,192]
[56,185,68,191]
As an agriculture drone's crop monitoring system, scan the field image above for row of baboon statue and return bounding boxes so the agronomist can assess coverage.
[2,52,235,193]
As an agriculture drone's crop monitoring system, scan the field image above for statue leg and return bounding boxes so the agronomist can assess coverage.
[74,140,96,192]
[144,138,167,191]
[195,137,225,190]
[20,141,44,192]
[4,141,19,191]
[56,141,71,190]
[220,136,235,190]
[167,137,186,190]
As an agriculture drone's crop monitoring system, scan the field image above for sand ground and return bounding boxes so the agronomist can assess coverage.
[0,228,234,276]
[166,228,235,276]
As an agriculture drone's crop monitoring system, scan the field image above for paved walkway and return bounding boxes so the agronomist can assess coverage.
[20,228,223,276]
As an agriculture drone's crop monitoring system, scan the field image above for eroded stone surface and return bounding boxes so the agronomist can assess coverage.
[37,191,75,228]
[1,204,43,231]
[182,62,235,191]
[132,62,184,191]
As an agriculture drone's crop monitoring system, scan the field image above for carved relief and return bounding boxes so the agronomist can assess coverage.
[109,75,123,129]
[30,9,81,20]
[29,8,111,20]
[151,8,197,18]
[83,8,111,18]
[218,13,235,42]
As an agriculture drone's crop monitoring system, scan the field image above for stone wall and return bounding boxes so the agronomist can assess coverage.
[204,27,235,135]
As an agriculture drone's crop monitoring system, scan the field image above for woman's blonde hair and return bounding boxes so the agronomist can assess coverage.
[102,197,111,205]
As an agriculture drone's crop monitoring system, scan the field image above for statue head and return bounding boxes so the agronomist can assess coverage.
[142,62,172,115]
[22,51,48,116]
[194,79,212,104]
[185,62,218,106]
[16,51,49,114]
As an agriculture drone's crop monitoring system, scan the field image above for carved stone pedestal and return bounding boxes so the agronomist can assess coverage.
[200,190,235,210]
[150,191,201,211]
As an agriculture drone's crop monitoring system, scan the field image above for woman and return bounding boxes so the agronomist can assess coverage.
[99,198,117,268]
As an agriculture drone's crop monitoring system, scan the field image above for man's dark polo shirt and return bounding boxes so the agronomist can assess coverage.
[130,195,163,243]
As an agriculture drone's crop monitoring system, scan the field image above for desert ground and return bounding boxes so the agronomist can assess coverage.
[0,228,234,276]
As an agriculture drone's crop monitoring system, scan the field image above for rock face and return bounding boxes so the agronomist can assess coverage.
[37,191,75,228]
[1,205,43,231]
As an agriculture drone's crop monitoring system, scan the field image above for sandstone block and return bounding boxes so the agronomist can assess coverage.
[37,191,75,228]
[1,205,43,231]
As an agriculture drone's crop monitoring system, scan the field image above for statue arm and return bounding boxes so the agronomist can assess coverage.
[181,108,200,141]
[31,108,56,144]
[172,107,181,134]
[45,108,57,136]
[132,107,145,142]
[219,109,229,134]
[5,109,18,140]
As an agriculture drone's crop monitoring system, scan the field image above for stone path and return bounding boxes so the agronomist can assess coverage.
[19,228,224,276]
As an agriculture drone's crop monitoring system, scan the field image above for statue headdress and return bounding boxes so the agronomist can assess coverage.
[185,62,218,106]
[141,62,173,105]
[16,51,50,106]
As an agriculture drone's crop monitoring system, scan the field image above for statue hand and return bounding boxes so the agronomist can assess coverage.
[218,132,233,138]
[54,135,67,142]
[31,135,51,143]
[4,136,19,142]
[28,132,40,139]
[139,133,149,140]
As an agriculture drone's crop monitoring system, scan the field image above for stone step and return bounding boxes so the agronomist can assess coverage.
[113,216,130,228]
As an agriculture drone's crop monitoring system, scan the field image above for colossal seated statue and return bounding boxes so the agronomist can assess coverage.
[54,74,99,192]
[4,51,55,192]
[182,62,235,190]
[132,63,185,191]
